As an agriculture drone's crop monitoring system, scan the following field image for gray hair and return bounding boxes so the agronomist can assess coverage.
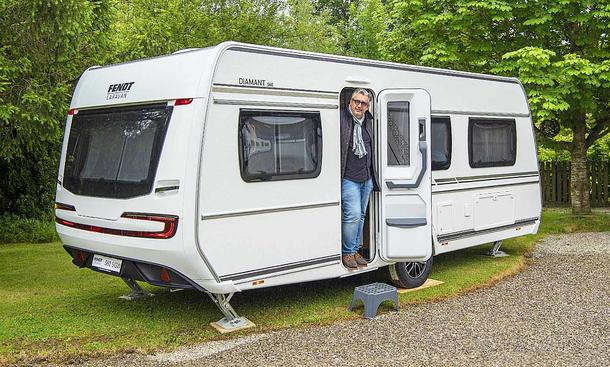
[351,88,370,101]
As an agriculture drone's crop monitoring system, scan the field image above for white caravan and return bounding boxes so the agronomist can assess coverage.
[55,42,541,327]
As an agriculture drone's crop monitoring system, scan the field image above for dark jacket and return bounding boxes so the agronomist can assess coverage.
[340,108,380,191]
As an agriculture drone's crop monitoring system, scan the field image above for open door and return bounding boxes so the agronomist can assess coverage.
[378,89,432,262]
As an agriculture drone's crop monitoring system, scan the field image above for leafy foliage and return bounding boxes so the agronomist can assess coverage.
[313,0,387,59]
[0,214,58,244]
[345,0,386,59]
[0,0,114,218]
[112,0,340,60]
[279,0,341,54]
[381,0,609,130]
[494,48,610,127]
[112,0,284,60]
[381,0,610,212]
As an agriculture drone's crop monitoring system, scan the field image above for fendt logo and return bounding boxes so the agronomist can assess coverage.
[106,81,135,100]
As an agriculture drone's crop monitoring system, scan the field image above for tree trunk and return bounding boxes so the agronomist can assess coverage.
[569,121,591,214]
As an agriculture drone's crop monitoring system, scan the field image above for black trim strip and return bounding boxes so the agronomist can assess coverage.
[71,102,169,116]
[62,244,205,292]
[233,261,344,285]
[214,98,338,109]
[432,180,539,194]
[202,201,339,220]
[219,254,341,281]
[431,110,530,118]
[213,83,337,95]
[437,218,539,242]
[228,46,520,85]
[434,171,539,184]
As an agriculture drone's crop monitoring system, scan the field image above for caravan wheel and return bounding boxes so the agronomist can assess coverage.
[388,257,433,289]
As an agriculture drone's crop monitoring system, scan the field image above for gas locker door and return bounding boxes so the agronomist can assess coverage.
[378,89,432,262]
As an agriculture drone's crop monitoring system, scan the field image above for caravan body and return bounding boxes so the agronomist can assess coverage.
[56,42,541,298]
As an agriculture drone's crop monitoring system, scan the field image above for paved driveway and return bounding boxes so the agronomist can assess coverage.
[83,232,609,367]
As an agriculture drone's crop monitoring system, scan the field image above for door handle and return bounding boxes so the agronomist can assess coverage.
[386,141,427,189]
[419,118,426,141]
[386,218,427,228]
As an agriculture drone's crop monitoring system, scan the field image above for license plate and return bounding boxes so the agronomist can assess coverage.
[92,254,122,273]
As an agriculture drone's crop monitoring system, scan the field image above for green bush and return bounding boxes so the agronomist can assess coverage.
[0,215,58,244]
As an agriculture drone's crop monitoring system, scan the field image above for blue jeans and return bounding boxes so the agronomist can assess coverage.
[341,178,373,255]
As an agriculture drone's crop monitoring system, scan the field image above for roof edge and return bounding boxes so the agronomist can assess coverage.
[221,42,520,85]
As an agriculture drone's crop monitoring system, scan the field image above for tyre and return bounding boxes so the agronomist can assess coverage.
[388,256,433,289]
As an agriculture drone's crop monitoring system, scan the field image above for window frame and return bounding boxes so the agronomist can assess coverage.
[468,117,517,168]
[431,116,452,171]
[63,103,173,199]
[237,108,323,183]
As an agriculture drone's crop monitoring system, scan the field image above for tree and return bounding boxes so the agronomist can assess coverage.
[112,0,285,60]
[113,0,340,60]
[313,0,352,50]
[495,48,609,213]
[313,0,387,58]
[0,0,114,218]
[277,0,341,54]
[345,0,386,59]
[382,0,610,213]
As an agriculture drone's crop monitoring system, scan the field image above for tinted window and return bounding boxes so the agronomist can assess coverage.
[239,110,322,182]
[387,101,410,166]
[431,117,451,170]
[469,118,516,168]
[63,104,172,198]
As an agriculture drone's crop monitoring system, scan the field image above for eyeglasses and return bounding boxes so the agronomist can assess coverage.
[351,98,369,107]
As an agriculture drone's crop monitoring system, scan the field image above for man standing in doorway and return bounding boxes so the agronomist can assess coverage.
[341,89,379,268]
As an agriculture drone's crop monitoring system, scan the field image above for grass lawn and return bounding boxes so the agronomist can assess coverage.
[1,209,608,366]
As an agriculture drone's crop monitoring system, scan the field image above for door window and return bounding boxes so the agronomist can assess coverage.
[386,101,410,166]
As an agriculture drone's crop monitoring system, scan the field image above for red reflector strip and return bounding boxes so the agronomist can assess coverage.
[121,213,179,239]
[55,213,178,239]
[174,98,193,106]
[56,217,76,227]
[55,202,76,211]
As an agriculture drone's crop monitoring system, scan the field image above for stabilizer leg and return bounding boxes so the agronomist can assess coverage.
[486,240,509,257]
[119,277,154,300]
[207,292,254,332]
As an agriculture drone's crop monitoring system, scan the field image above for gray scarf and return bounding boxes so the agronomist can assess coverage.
[349,107,367,158]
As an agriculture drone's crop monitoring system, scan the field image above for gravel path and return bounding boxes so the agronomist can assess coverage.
[80,232,609,367]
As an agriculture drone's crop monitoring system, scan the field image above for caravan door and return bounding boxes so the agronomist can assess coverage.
[378,89,432,262]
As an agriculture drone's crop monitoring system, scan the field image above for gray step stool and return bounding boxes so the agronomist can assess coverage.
[349,282,399,319]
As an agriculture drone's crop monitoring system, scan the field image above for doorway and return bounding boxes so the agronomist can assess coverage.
[339,87,377,262]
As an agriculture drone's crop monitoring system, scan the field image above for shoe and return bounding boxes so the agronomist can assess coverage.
[354,252,368,266]
[342,254,357,269]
